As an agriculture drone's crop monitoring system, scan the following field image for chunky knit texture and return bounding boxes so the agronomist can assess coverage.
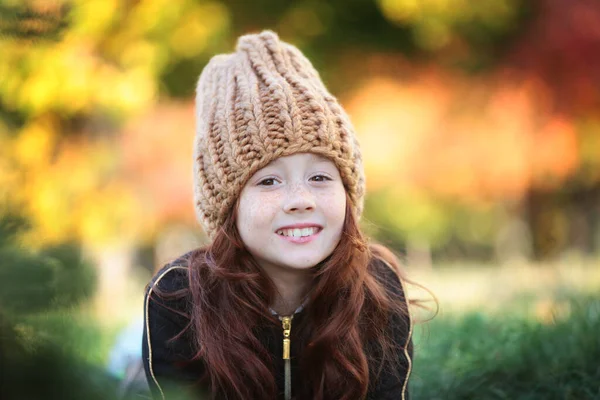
[194,30,365,238]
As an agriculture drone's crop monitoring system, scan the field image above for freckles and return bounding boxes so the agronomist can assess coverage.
[248,201,265,219]
[318,188,346,210]
[247,193,280,220]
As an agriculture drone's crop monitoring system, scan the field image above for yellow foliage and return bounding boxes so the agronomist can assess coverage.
[170,2,229,58]
[27,176,71,244]
[377,0,519,50]
[378,0,421,23]
[4,1,226,118]
[118,40,165,72]
[0,0,232,249]
[68,0,121,39]
[75,182,148,245]
[112,68,157,114]
[133,0,183,30]
[13,117,57,168]
[19,55,60,114]
[7,121,154,248]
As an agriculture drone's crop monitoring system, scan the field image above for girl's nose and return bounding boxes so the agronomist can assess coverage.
[283,184,316,213]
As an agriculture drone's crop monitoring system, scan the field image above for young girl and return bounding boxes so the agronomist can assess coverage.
[143,30,422,400]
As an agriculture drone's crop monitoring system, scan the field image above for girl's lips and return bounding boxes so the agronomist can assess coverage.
[276,228,322,244]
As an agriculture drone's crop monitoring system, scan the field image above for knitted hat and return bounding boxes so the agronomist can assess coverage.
[193,30,365,238]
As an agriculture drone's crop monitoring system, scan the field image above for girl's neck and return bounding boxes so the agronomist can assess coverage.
[262,264,313,316]
[270,289,310,316]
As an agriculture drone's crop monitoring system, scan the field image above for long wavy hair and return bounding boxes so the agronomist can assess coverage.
[159,192,434,400]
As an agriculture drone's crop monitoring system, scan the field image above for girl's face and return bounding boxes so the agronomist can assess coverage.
[236,153,346,272]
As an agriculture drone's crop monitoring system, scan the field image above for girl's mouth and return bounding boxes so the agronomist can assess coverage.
[275,227,322,244]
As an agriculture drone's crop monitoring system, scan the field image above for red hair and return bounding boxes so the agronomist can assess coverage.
[159,192,431,399]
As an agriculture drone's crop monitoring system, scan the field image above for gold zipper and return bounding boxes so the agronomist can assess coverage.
[281,315,293,400]
[282,316,292,359]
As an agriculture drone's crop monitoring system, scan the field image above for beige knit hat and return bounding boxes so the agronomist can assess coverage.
[194,30,365,238]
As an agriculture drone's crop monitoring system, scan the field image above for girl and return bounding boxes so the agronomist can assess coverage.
[143,30,427,400]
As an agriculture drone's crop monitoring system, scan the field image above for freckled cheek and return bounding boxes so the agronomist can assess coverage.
[243,194,281,227]
[317,190,346,222]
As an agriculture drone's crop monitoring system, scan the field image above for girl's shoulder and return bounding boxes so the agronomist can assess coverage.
[369,255,408,300]
[144,251,195,319]
[146,251,194,295]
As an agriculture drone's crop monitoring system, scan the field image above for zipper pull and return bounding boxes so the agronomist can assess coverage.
[281,316,292,360]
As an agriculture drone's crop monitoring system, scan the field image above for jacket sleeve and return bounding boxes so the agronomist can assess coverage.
[142,265,206,400]
[367,260,414,400]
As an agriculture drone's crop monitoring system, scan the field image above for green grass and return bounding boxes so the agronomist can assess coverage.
[17,308,120,365]
[410,296,600,399]
[1,310,122,400]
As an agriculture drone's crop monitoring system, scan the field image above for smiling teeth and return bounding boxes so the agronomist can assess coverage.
[277,227,318,237]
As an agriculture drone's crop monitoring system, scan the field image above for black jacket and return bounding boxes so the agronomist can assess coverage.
[142,254,413,400]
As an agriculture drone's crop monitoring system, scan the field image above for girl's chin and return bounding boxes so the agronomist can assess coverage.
[276,255,330,270]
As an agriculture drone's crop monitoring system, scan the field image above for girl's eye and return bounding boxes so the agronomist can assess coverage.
[258,178,278,186]
[310,174,332,182]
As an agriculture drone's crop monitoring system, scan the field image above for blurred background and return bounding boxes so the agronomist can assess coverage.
[1,0,599,398]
